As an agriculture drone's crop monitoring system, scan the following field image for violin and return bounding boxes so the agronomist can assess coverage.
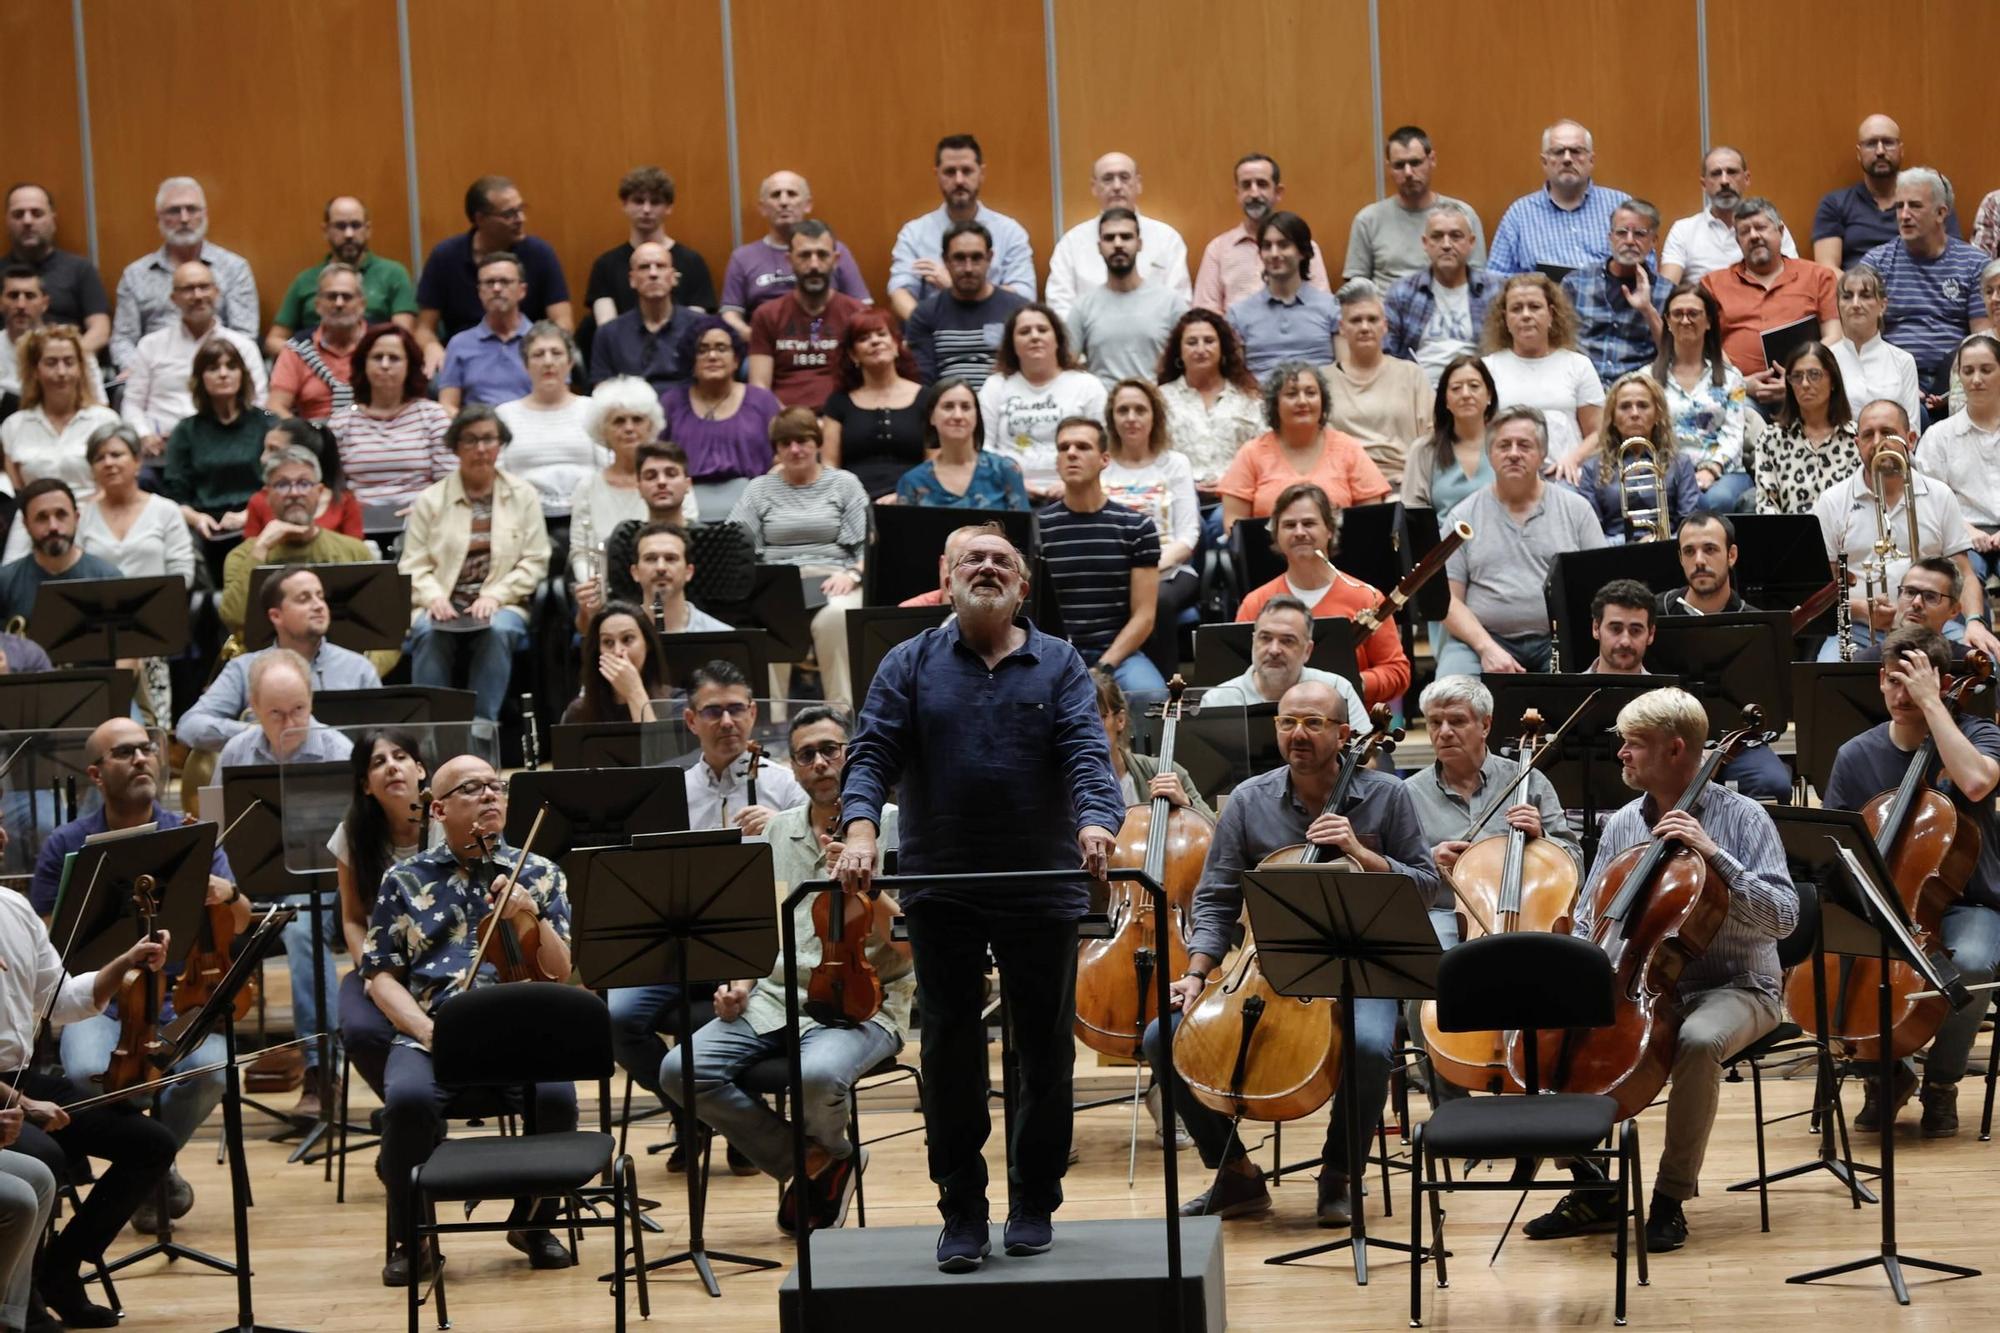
[804,808,886,1027]
[461,807,562,988]
[1420,708,1582,1094]
[172,896,258,1023]
[100,874,171,1095]
[1786,651,1992,1060]
[1172,704,1399,1123]
[1507,707,1770,1120]
[1075,676,1208,1058]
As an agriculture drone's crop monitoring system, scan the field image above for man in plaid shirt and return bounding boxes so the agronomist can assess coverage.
[1562,199,1673,385]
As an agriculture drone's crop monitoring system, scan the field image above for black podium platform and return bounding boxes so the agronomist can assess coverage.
[777,1217,1225,1332]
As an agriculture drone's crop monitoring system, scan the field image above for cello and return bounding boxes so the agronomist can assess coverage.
[1784,650,1991,1060]
[1173,704,1399,1123]
[1506,707,1770,1120]
[1075,675,1208,1058]
[1418,708,1582,1094]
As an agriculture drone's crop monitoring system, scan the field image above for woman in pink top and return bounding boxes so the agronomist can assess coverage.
[1216,359,1391,531]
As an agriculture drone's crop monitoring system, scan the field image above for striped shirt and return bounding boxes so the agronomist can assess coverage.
[729,468,869,569]
[1485,183,1631,279]
[1036,497,1160,660]
[905,288,1029,383]
[328,399,455,507]
[1575,782,1797,999]
[1860,236,1991,380]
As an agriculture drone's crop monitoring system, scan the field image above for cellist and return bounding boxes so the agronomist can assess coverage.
[1524,687,1795,1255]
[1141,680,1440,1227]
[363,754,574,1288]
[1823,625,2000,1137]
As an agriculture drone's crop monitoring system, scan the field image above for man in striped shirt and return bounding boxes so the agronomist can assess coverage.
[1037,417,1163,692]
[1523,686,1796,1254]
[902,221,1028,384]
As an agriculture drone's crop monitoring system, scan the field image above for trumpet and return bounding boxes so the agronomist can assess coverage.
[1858,436,1921,613]
[1616,436,1667,544]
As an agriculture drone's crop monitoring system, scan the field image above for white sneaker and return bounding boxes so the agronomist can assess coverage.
[1146,1083,1192,1150]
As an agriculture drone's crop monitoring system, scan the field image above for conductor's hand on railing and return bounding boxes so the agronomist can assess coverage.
[834,820,878,898]
[1079,824,1115,881]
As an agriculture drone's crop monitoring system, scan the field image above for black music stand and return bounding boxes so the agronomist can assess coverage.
[1785,816,1982,1303]
[551,721,640,770]
[711,565,816,660]
[1547,545,1682,661]
[1484,676,1665,858]
[241,562,410,652]
[0,668,135,728]
[656,629,777,692]
[570,830,781,1295]
[844,604,949,708]
[27,575,189,663]
[505,767,689,879]
[1732,513,1838,636]
[312,686,477,728]
[1176,701,1279,800]
[1191,616,1365,703]
[1645,611,1794,737]
[864,503,1038,607]
[1241,867,1442,1284]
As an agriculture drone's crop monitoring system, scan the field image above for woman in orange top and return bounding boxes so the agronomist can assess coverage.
[1233,480,1410,706]
[1216,359,1391,532]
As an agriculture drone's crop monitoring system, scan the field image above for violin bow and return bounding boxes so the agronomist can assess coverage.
[56,1035,319,1116]
[1455,689,1601,847]
[454,805,549,995]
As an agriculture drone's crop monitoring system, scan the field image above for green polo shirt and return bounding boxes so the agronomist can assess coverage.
[273,251,419,331]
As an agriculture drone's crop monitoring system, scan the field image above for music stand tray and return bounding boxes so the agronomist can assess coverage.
[0,668,135,729]
[550,722,642,771]
[1645,610,1794,737]
[50,821,215,973]
[312,686,478,729]
[242,562,411,653]
[28,575,190,662]
[505,767,689,873]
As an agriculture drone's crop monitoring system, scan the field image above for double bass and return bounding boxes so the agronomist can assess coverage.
[1785,651,1992,1059]
[1507,708,1770,1120]
[1173,705,1399,1123]
[1074,676,1208,1058]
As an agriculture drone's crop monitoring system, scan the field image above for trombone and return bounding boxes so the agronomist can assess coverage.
[1616,436,1668,544]
[1858,436,1921,613]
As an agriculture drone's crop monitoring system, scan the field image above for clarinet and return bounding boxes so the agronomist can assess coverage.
[519,692,541,770]
[1836,553,1854,661]
[1549,615,1562,672]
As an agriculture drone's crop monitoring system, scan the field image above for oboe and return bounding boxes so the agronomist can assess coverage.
[1836,553,1853,661]
[1549,615,1562,672]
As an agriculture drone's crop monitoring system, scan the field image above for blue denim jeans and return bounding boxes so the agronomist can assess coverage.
[1432,630,1552,679]
[61,1013,228,1150]
[1920,903,2000,1084]
[409,606,528,721]
[1101,650,1167,694]
[281,891,340,1073]
[1694,471,1754,513]
[607,985,715,1102]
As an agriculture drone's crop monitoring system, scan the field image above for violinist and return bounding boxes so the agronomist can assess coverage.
[331,727,430,1099]
[1524,687,1795,1255]
[1823,626,2000,1137]
[659,706,912,1234]
[362,754,574,1286]
[1848,556,1973,663]
[1143,680,1440,1227]
[30,717,243,1238]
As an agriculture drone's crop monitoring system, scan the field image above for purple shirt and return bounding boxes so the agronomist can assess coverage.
[436,315,533,407]
[661,383,783,482]
[720,238,871,316]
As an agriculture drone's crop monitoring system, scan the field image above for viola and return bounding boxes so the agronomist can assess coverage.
[1173,705,1399,1123]
[461,807,563,988]
[1507,707,1770,1120]
[1785,651,1992,1060]
[100,874,171,1095]
[1075,676,1207,1058]
[805,809,886,1027]
[171,898,258,1023]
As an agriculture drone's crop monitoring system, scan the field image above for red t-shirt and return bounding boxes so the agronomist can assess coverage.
[1235,566,1410,706]
[749,291,868,410]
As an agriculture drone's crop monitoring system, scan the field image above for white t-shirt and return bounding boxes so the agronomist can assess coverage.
[1417,283,1476,385]
[495,396,609,514]
[977,370,1109,492]
[1102,450,1200,576]
[1482,349,1605,458]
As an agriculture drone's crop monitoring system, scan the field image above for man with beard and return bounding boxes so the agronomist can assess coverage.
[889,134,1036,319]
[1701,198,1841,408]
[1381,202,1501,385]
[902,222,1029,384]
[622,522,731,636]
[1201,594,1368,726]
[264,196,418,356]
[414,174,572,375]
[1194,153,1331,313]
[0,479,120,625]
[1070,208,1189,389]
[721,170,871,336]
[1656,512,1749,616]
[1046,152,1192,317]
[1814,114,1960,272]
[1660,147,1797,284]
[266,262,370,420]
[836,528,1123,1272]
[1343,126,1487,285]
[1,183,109,353]
[216,447,373,633]
[749,221,872,410]
[1485,120,1631,280]
[589,241,702,401]
[1562,200,1673,383]
[110,177,257,368]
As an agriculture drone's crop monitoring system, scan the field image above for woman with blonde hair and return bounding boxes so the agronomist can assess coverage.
[1573,372,1702,542]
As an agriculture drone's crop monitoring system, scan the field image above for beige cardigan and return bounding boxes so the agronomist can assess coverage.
[399,467,550,611]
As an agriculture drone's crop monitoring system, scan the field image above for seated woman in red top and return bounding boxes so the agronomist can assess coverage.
[1216,359,1391,533]
[243,417,364,538]
[1233,480,1410,707]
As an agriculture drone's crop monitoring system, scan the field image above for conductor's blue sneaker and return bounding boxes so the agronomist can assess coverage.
[1003,1205,1053,1256]
[936,1215,990,1273]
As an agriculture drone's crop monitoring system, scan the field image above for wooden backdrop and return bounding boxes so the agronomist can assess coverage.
[19,0,2000,327]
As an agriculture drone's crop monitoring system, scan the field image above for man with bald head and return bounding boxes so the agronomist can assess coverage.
[264,195,418,358]
[1141,678,1442,1227]
[365,752,575,1285]
[1485,119,1630,279]
[721,170,871,336]
[1045,152,1191,318]
[1814,114,1961,271]
[118,258,267,452]
[590,240,702,399]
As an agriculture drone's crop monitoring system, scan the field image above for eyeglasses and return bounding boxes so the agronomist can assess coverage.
[1666,309,1706,324]
[476,276,520,290]
[955,551,1018,572]
[1275,714,1337,734]
[1897,586,1951,606]
[106,741,158,761]
[1788,369,1828,385]
[269,479,317,494]
[443,778,506,799]
[792,741,846,764]
[693,703,751,723]
[1611,226,1654,239]
[486,205,527,221]
[456,432,503,450]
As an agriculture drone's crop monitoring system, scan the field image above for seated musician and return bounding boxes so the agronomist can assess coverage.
[331,727,429,1099]
[1525,686,1795,1254]
[1231,482,1410,708]
[1196,595,1369,733]
[572,440,702,627]
[1825,625,2000,1137]
[1578,577,1792,801]
[362,754,575,1286]
[1813,398,2000,662]
[659,705,912,1233]
[576,520,730,639]
[1849,555,1973,664]
[29,717,244,1241]
[1096,670,1216,820]
[1654,512,1747,617]
[1143,680,1442,1225]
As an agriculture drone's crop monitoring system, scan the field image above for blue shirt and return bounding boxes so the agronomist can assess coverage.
[31,802,234,916]
[1382,268,1500,363]
[1562,259,1672,384]
[1813,181,1963,270]
[215,720,354,780]
[895,451,1033,510]
[362,838,571,1014]
[840,617,1125,916]
[437,316,533,407]
[416,231,572,340]
[1860,236,1990,380]
[177,641,382,751]
[1825,716,2000,912]
[889,204,1036,302]
[1574,448,1703,542]
[1228,284,1342,378]
[588,304,702,399]
[1485,183,1631,279]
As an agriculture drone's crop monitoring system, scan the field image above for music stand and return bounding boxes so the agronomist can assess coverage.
[1732,513,1837,636]
[1483,676,1666,853]
[656,629,776,693]
[1191,617,1364,703]
[710,565,816,660]
[864,503,1037,607]
[570,831,782,1295]
[241,562,411,652]
[551,722,641,770]
[1784,812,1982,1303]
[1177,701,1279,800]
[1546,545,1682,663]
[844,604,949,708]
[1645,610,1794,737]
[1241,867,1442,1284]
[27,575,189,663]
[0,668,135,728]
[312,686,477,728]
[505,767,689,880]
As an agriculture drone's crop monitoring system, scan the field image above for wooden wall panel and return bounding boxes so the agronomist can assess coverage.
[1,1,88,262]
[1708,0,2000,246]
[81,0,409,328]
[406,0,729,322]
[1052,0,1373,281]
[730,0,1052,299]
[1378,0,1703,269]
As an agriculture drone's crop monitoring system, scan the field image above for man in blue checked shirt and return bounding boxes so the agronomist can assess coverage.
[1486,120,1631,280]
[1562,199,1673,385]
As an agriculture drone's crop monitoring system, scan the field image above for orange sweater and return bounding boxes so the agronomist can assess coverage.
[1235,568,1410,706]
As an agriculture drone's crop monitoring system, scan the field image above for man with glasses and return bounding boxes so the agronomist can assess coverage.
[415,175,572,376]
[264,196,418,358]
[216,447,374,634]
[266,262,369,421]
[1701,198,1841,408]
[1381,202,1500,385]
[1660,147,1797,284]
[1813,115,1961,272]
[902,220,1029,384]
[1343,127,1486,286]
[1562,199,1673,384]
[118,259,267,455]
[1485,120,1630,280]
[1849,556,1975,664]
[1142,679,1439,1226]
[110,176,257,369]
[659,704,912,1233]
[364,753,575,1285]
[436,253,535,412]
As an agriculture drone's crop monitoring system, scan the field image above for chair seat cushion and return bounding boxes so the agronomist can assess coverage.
[418,1131,614,1202]
[1421,1093,1618,1159]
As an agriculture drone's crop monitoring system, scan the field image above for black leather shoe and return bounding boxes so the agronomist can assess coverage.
[41,1261,118,1328]
[507,1228,573,1269]
[1645,1195,1688,1253]
[380,1244,438,1287]
[1180,1166,1271,1218]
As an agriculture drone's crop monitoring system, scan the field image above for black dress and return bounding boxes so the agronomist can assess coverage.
[823,389,927,499]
